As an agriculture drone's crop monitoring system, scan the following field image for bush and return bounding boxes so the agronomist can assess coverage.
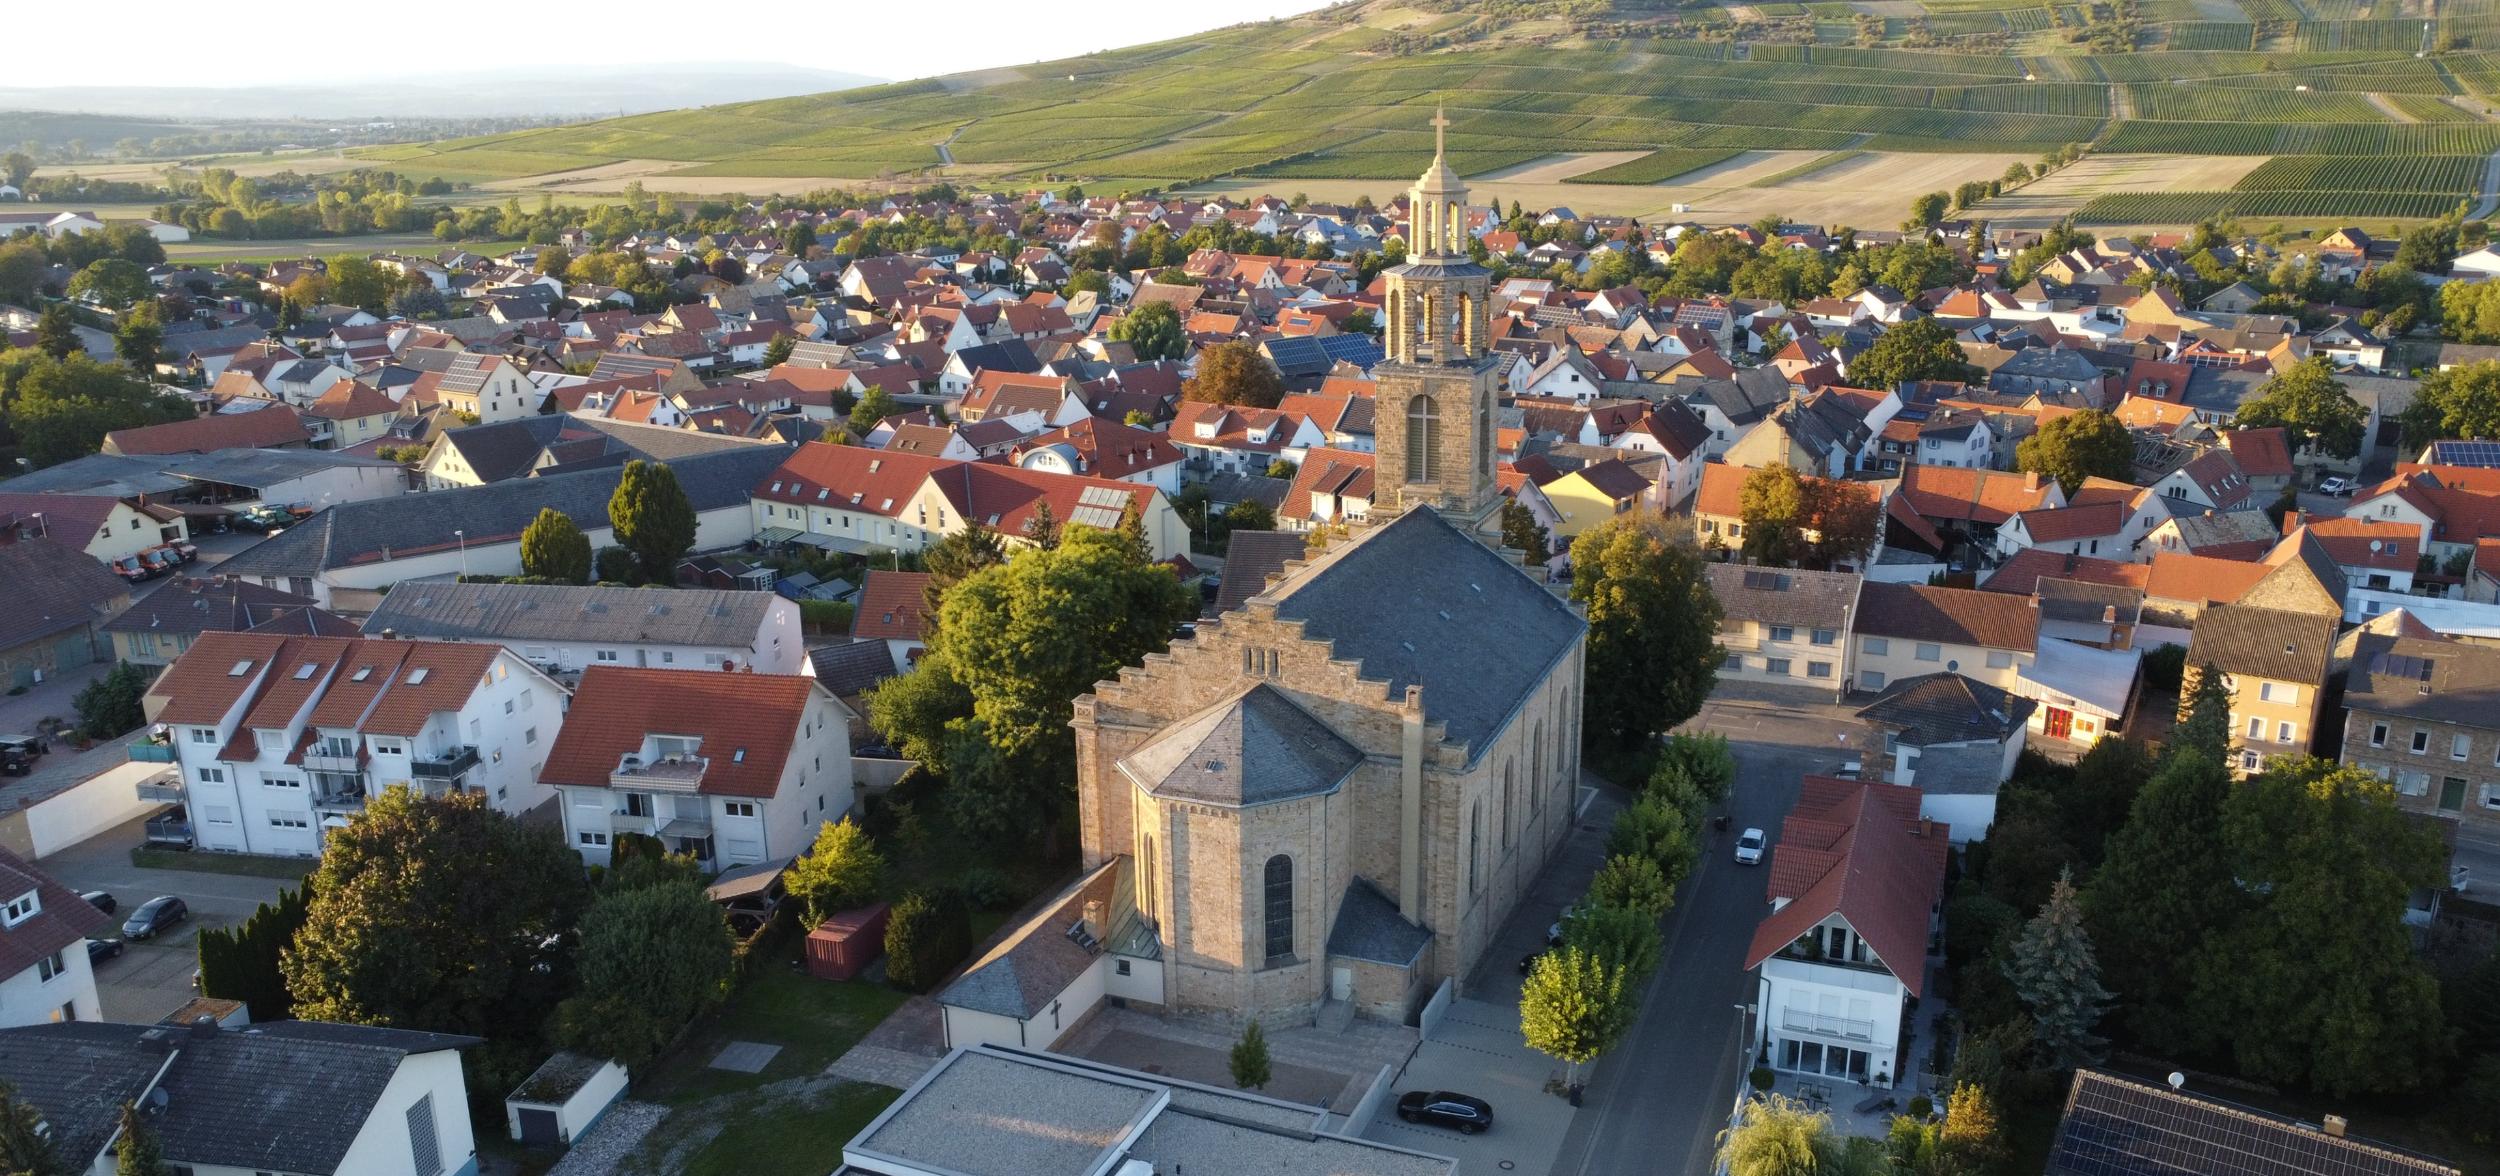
[955,865,1016,910]
[884,888,973,993]
[73,661,151,740]
[1907,1094,1935,1119]
[800,599,856,634]
[1750,1065,1776,1092]
[786,818,884,928]
[1586,854,1674,919]
[593,545,638,584]
[2140,643,2186,694]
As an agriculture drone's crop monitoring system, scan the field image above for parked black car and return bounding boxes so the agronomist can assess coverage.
[87,938,124,965]
[0,735,44,761]
[122,896,188,940]
[1397,1091,1494,1134]
[79,890,114,915]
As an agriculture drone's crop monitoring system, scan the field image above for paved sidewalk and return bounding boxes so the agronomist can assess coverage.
[1057,1004,1418,1111]
[1364,996,1575,1174]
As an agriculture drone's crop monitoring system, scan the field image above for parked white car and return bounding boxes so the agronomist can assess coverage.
[1734,827,1767,866]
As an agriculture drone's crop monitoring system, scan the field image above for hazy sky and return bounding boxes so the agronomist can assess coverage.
[8,0,1339,88]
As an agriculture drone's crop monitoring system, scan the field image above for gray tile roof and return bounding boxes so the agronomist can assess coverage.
[1855,672,2035,749]
[364,581,778,647]
[940,859,1125,1019]
[1704,563,1864,631]
[2187,604,2340,686]
[1116,684,1363,808]
[810,639,899,696]
[0,541,128,652]
[1212,529,1306,616]
[439,413,779,485]
[1268,507,1585,763]
[0,1020,478,1173]
[1326,876,1433,966]
[217,444,793,577]
[2,448,395,497]
[2341,631,2500,729]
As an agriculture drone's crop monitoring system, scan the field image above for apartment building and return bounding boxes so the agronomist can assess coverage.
[1703,564,1863,700]
[542,667,854,871]
[1851,583,2039,695]
[142,632,565,857]
[361,581,811,676]
[2341,624,2500,832]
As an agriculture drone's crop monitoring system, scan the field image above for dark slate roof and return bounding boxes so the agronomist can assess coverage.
[939,858,1127,1019]
[950,339,1041,376]
[1326,876,1433,966]
[364,581,777,646]
[810,639,899,696]
[1213,529,1306,616]
[0,541,129,652]
[2047,1068,2461,1176]
[439,415,569,483]
[1855,672,2035,748]
[2186,604,2340,686]
[438,413,778,485]
[0,1020,478,1173]
[1116,683,1363,808]
[1267,507,1585,763]
[218,444,793,577]
[1203,471,1290,513]
[1677,367,1790,427]
[2340,632,2500,728]
[1703,563,1863,630]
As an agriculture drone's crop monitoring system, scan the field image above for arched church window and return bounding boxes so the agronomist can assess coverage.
[1405,395,1441,484]
[1501,765,1514,850]
[1142,832,1157,916]
[1263,854,1294,965]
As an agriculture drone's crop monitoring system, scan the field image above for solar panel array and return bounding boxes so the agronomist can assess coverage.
[2047,1072,2461,1176]
[2424,439,2500,468]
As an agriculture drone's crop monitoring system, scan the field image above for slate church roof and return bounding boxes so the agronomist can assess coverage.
[1116,683,1364,808]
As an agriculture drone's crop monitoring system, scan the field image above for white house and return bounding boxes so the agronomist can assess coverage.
[1169,401,1324,478]
[935,857,1163,1052]
[0,1018,481,1176]
[425,353,539,423]
[1745,777,1947,1091]
[1853,674,2033,844]
[542,667,853,872]
[362,582,812,676]
[0,848,106,1027]
[141,632,565,857]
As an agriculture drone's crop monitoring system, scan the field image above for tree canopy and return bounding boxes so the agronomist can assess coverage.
[1846,317,1972,392]
[2397,359,2500,449]
[1108,300,1186,361]
[519,507,592,584]
[0,349,192,467]
[553,879,735,1067]
[1568,510,1725,754]
[1181,339,1285,408]
[2014,408,2134,494]
[1519,946,1631,1084]
[607,459,697,583]
[784,817,885,927]
[2234,356,2366,462]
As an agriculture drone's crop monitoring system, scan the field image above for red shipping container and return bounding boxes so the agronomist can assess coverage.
[804,902,892,981]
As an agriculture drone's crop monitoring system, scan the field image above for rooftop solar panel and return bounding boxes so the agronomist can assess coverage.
[2425,439,2500,468]
[2047,1071,2460,1176]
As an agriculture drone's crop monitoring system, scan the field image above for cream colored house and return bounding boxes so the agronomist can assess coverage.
[1704,564,1863,699]
[1850,583,2038,695]
[2183,532,2347,774]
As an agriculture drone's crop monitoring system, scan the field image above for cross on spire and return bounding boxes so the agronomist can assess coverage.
[1431,106,1450,160]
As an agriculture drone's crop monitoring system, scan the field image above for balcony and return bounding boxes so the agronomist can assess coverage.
[302,750,360,773]
[314,782,367,809]
[1781,1006,1878,1043]
[144,814,193,846]
[411,746,480,780]
[128,740,177,764]
[611,753,707,790]
[134,772,185,804]
[609,811,656,836]
[657,808,713,838]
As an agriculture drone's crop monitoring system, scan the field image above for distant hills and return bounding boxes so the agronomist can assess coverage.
[0,65,884,123]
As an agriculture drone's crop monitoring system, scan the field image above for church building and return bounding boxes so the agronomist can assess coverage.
[933,118,1591,1048]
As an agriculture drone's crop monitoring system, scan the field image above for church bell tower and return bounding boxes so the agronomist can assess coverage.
[1373,108,1502,527]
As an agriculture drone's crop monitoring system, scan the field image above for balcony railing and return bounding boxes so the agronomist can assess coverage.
[659,808,713,835]
[144,814,193,846]
[302,752,360,773]
[609,811,656,836]
[411,746,480,780]
[611,754,707,790]
[1781,1006,1878,1043]
[134,772,185,804]
[314,784,367,809]
[128,741,177,764]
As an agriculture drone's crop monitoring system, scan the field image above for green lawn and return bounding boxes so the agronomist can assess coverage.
[678,1081,902,1176]
[130,846,312,881]
[641,950,910,1107]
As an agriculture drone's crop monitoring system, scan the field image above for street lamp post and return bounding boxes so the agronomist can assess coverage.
[453,529,467,579]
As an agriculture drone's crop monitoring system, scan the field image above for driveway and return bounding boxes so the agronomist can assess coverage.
[41,814,303,1023]
[125,529,264,604]
[1364,996,1577,1174]
[1551,691,1867,1176]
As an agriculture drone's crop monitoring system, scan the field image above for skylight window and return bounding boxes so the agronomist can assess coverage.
[406,668,430,685]
[294,663,318,680]
[228,660,254,677]
[351,667,372,682]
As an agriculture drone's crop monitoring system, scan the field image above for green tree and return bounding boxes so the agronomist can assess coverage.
[762,332,797,367]
[1585,853,1674,919]
[784,817,885,927]
[1739,463,1810,566]
[72,660,150,739]
[196,878,314,1020]
[2014,407,2133,494]
[930,524,1194,840]
[884,888,973,993]
[518,507,592,584]
[1562,902,1664,981]
[67,258,151,309]
[1500,498,1551,564]
[0,242,45,307]
[554,880,733,1066]
[2192,757,2450,1096]
[1938,1084,2009,1174]
[919,523,1006,622]
[849,385,899,437]
[593,545,636,584]
[1907,191,1951,230]
[607,459,697,582]
[5,351,189,466]
[325,255,400,312]
[1719,1095,1885,1176]
[0,153,32,188]
[115,1100,162,1176]
[1569,511,1724,754]
[282,787,590,1039]
[1230,1019,1273,1090]
[0,1080,62,1176]
[35,303,77,359]
[1222,497,1275,533]
[865,656,975,773]
[1519,946,1630,1085]
[2002,868,2113,1069]
[113,301,162,375]
[1181,339,1285,408]
[2234,355,2367,464]
[1108,300,1186,361]
[2083,667,2237,1052]
[2397,359,2500,448]
[1848,317,1973,392]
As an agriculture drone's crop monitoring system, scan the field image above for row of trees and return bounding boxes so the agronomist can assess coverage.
[0,347,193,468]
[511,460,699,586]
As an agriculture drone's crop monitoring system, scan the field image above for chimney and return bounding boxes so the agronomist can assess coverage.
[2323,1115,2348,1138]
[1081,900,1105,943]
[188,1015,219,1040]
[2023,471,2040,492]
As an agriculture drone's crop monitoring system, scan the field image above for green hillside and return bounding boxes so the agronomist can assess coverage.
[363,0,2500,216]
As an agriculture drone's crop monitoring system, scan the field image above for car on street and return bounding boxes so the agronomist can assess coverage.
[1734,827,1767,866]
[121,895,188,940]
[2319,476,2355,496]
[79,890,114,914]
[86,938,124,965]
[0,735,44,762]
[1546,901,1587,946]
[1397,1091,1495,1134]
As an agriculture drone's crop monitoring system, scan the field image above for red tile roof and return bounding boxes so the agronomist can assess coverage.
[753,444,958,518]
[145,632,503,738]
[852,571,933,643]
[2292,515,2420,573]
[1896,465,2057,526]
[103,405,308,455]
[0,846,112,981]
[2221,428,2294,479]
[1981,549,2151,596]
[2142,551,2274,606]
[2015,501,2127,543]
[1281,448,1376,524]
[539,666,820,798]
[303,380,397,422]
[1744,777,1949,997]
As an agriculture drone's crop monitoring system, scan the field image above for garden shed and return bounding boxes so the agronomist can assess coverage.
[505,1051,628,1147]
[806,902,891,981]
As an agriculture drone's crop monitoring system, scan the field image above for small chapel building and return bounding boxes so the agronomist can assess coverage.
[934,118,1590,1048]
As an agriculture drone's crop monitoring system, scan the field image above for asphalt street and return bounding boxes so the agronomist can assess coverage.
[41,815,300,1022]
[1548,688,1864,1176]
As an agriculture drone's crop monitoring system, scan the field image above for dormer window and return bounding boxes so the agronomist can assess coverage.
[1,890,36,927]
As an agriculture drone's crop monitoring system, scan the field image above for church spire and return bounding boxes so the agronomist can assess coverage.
[1432,104,1448,163]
